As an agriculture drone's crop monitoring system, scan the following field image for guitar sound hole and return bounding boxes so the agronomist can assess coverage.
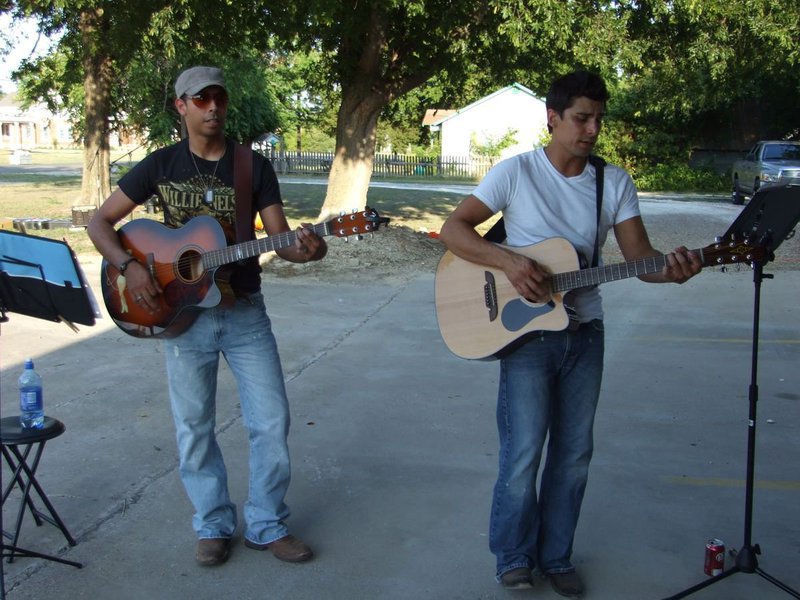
[176,249,204,283]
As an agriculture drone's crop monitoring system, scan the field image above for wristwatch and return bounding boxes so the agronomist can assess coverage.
[118,257,138,275]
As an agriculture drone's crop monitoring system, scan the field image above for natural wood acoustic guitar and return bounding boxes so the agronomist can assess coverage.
[435,236,765,360]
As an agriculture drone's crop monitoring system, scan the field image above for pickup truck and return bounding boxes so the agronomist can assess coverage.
[731,140,800,204]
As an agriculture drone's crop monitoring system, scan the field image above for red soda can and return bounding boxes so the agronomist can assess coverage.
[704,539,725,576]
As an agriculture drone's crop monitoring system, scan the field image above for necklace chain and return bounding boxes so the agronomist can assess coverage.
[189,145,225,204]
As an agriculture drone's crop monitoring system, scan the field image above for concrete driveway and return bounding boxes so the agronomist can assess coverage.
[0,189,798,599]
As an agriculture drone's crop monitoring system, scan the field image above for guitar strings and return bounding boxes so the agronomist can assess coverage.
[129,210,374,279]
[122,213,381,304]
[128,222,333,278]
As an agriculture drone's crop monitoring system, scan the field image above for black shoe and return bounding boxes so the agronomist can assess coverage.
[549,570,584,597]
[195,538,231,566]
[500,567,534,589]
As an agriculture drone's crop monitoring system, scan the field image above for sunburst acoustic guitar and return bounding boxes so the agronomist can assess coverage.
[102,207,389,338]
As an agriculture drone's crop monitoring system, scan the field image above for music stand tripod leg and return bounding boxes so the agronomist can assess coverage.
[662,566,741,600]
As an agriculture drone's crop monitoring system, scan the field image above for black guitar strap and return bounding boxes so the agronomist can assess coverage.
[483,154,606,267]
[588,154,605,268]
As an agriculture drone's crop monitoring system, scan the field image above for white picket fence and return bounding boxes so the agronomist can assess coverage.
[259,150,498,180]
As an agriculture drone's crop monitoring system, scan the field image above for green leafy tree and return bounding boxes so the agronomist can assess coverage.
[9,2,143,205]
[608,0,800,165]
[471,129,519,158]
[266,48,334,152]
[11,0,794,212]
[5,0,285,206]
[5,0,655,215]
[268,0,609,217]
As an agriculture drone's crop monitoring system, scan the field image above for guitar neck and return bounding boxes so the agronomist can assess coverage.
[203,222,331,269]
[551,247,704,293]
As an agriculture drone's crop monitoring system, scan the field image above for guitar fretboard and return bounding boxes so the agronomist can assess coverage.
[552,248,705,292]
[202,222,331,269]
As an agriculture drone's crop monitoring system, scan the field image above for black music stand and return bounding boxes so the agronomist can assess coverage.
[0,230,98,329]
[663,184,800,600]
[0,231,98,600]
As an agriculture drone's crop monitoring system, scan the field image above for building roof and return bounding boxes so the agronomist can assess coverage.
[434,83,541,126]
[422,109,457,126]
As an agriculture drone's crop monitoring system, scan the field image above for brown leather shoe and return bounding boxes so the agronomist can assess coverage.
[244,534,313,563]
[195,538,231,566]
[549,570,584,597]
[500,567,534,589]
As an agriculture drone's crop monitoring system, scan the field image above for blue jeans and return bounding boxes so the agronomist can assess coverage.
[164,292,291,545]
[490,320,604,579]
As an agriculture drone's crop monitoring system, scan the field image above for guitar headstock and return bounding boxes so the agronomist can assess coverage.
[328,206,391,238]
[701,236,769,267]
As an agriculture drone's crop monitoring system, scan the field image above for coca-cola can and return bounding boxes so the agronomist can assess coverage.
[704,539,725,576]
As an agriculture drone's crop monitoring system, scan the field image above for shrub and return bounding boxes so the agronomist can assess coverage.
[633,162,728,193]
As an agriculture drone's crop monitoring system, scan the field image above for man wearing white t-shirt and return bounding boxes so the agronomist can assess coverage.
[439,71,701,597]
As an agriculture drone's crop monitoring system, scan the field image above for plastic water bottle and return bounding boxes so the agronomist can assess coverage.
[18,358,44,429]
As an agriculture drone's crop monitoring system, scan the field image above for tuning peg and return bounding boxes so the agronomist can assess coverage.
[355,234,363,241]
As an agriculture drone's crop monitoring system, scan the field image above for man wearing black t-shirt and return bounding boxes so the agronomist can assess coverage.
[88,66,326,567]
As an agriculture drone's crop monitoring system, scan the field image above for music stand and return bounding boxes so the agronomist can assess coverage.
[0,231,98,599]
[663,184,800,599]
[0,230,99,328]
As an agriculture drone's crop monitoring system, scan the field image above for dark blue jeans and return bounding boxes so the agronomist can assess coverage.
[490,320,604,579]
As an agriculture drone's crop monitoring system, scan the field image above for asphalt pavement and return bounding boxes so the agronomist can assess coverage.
[1,236,799,599]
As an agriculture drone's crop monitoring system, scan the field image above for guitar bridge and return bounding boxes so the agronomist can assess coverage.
[484,271,498,321]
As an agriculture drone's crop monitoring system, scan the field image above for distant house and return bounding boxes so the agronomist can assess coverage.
[0,92,142,152]
[0,92,73,149]
[427,83,547,160]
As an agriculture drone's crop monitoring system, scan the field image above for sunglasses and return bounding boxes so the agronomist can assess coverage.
[184,90,228,109]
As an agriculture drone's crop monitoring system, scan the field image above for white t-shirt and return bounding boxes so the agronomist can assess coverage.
[472,148,641,321]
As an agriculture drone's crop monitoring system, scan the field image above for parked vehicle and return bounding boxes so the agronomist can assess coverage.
[731,140,800,204]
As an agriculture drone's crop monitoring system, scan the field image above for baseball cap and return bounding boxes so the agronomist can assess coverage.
[174,66,227,98]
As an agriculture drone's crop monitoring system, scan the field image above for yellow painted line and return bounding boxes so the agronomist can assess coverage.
[665,477,800,491]
[626,337,800,345]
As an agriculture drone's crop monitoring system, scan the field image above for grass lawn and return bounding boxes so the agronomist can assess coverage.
[0,146,147,166]
[1,152,464,254]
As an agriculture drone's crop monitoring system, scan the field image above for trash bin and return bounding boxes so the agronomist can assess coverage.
[71,206,97,227]
[8,149,32,165]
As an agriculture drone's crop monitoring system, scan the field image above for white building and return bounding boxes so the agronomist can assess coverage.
[429,83,548,160]
[0,92,73,149]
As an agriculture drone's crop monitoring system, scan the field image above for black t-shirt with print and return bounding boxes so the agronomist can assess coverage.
[118,138,281,294]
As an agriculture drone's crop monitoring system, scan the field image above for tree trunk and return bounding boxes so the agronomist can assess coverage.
[79,7,113,208]
[319,84,386,220]
[317,1,446,220]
